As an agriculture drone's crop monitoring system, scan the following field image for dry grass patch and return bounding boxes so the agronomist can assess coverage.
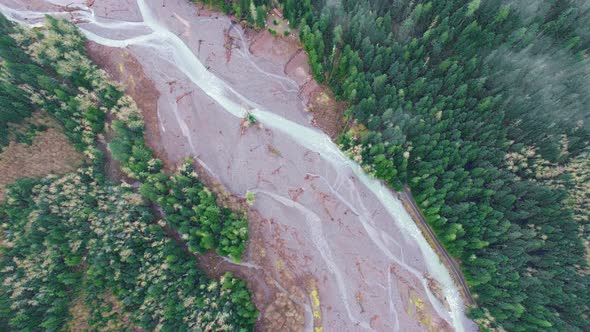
[307,89,348,140]
[0,114,84,200]
[66,291,134,332]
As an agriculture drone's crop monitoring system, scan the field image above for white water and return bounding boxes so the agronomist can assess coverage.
[0,1,469,330]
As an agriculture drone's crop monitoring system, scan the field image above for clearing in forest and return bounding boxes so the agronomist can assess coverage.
[0,113,84,200]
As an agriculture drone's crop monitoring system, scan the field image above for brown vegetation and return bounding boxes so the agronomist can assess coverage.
[307,88,348,139]
[66,291,134,332]
[0,114,83,200]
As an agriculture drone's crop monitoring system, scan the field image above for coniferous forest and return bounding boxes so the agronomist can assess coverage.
[0,14,256,331]
[206,0,590,330]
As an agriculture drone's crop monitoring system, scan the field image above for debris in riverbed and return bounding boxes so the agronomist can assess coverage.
[288,188,304,202]
[224,27,236,63]
[355,291,366,313]
[425,273,449,311]
[267,144,282,157]
[166,80,177,92]
[240,111,259,135]
[370,315,381,329]
[304,173,320,181]
[271,166,282,175]
[175,90,193,103]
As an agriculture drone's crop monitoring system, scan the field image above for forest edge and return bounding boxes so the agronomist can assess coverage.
[399,186,476,307]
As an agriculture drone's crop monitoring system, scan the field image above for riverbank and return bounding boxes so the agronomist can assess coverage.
[399,187,476,306]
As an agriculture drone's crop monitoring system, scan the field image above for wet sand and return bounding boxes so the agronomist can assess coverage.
[0,1,477,331]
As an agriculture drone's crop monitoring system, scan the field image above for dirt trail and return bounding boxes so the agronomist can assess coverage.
[0,1,478,331]
[399,187,476,306]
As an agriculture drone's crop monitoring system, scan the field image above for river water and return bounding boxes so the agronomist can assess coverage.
[0,1,476,331]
